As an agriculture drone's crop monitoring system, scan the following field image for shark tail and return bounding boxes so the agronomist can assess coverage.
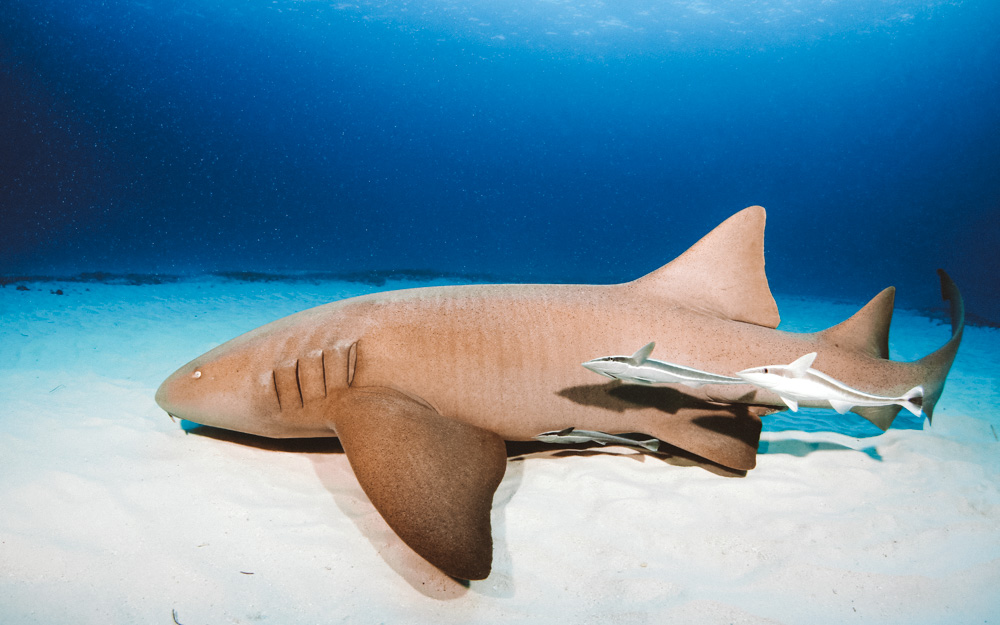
[915,270,965,423]
[818,270,964,431]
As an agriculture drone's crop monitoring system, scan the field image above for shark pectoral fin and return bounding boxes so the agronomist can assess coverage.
[332,387,507,580]
[828,399,853,414]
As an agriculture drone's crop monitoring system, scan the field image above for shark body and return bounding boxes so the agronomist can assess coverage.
[155,206,964,580]
[583,342,744,387]
[737,352,925,418]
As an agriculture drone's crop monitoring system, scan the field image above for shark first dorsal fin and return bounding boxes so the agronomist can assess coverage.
[628,206,780,328]
[818,287,894,359]
[629,342,656,363]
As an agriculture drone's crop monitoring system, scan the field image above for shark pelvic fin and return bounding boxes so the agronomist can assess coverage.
[818,286,895,359]
[628,206,780,329]
[332,387,507,580]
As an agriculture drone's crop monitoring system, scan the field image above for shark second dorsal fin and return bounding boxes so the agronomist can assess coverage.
[628,206,780,328]
[817,287,894,359]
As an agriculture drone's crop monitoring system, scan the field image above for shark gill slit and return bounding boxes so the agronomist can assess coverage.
[272,370,282,412]
[320,350,328,397]
[294,359,304,408]
[347,341,357,387]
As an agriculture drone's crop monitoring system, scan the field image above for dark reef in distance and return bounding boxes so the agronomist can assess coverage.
[0,269,505,288]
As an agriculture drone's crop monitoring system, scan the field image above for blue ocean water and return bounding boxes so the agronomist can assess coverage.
[2,0,998,320]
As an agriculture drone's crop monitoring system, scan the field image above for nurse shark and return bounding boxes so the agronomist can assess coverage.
[155,206,964,580]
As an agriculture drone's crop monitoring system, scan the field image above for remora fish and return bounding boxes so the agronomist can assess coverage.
[737,352,925,417]
[155,206,964,580]
[582,342,744,387]
[534,427,661,452]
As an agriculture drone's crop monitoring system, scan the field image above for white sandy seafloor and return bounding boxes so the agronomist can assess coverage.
[1,276,998,625]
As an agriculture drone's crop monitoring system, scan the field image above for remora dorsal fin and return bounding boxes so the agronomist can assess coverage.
[630,342,656,363]
[629,206,780,328]
[788,352,817,376]
[332,387,507,580]
[817,287,895,359]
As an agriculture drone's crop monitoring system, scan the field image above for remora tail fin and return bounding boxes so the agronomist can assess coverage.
[628,206,780,328]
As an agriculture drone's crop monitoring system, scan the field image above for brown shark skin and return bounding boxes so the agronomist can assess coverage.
[155,205,965,580]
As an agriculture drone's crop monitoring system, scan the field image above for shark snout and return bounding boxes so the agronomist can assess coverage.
[155,362,210,425]
[155,373,184,421]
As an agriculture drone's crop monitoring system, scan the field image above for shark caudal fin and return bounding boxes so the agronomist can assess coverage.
[917,270,965,422]
[816,285,900,430]
[819,271,964,431]
[628,206,781,329]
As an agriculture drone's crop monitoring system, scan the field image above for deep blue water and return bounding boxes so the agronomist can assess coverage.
[2,1,998,320]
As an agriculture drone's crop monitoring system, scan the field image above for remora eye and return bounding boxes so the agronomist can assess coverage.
[764,368,769,374]
[192,370,202,379]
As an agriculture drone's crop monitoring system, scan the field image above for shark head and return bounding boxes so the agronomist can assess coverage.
[155,338,280,436]
[156,323,357,438]
[581,356,632,379]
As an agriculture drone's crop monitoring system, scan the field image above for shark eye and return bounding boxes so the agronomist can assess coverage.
[192,370,202,379]
[763,368,769,374]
